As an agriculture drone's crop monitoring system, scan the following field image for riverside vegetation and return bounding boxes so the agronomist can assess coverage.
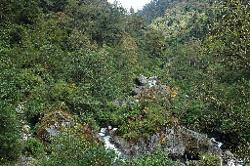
[0,0,249,165]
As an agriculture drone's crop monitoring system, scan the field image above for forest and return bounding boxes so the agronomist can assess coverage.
[0,0,249,165]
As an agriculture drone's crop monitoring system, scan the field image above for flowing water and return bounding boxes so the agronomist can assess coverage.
[98,127,122,158]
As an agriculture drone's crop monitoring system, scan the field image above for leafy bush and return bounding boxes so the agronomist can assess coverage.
[123,150,176,166]
[0,102,20,163]
[23,138,45,158]
[199,154,221,166]
[37,133,115,166]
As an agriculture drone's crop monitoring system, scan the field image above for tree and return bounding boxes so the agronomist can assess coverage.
[207,0,250,71]
[139,0,176,23]
[64,0,126,45]
[39,0,68,12]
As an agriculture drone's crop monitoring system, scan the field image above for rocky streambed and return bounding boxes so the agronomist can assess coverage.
[97,75,245,166]
[17,75,246,166]
[98,127,122,158]
[98,125,244,166]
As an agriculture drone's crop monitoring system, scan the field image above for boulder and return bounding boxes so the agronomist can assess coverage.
[135,75,159,87]
[37,111,74,142]
[112,126,223,160]
[105,75,240,165]
[137,75,148,86]
[133,75,169,101]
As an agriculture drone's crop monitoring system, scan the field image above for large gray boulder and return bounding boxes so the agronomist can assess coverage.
[112,126,223,161]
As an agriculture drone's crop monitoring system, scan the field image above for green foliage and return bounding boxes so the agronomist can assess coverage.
[39,0,68,12]
[152,0,250,155]
[0,69,21,103]
[1,0,250,164]
[0,0,41,24]
[64,0,126,45]
[236,144,250,162]
[199,154,221,166]
[142,28,166,57]
[37,133,115,166]
[206,0,250,71]
[199,0,250,145]
[139,0,176,23]
[91,95,171,141]
[123,150,176,166]
[23,138,45,158]
[0,102,20,163]
[120,103,171,140]
[150,1,209,42]
[25,99,46,126]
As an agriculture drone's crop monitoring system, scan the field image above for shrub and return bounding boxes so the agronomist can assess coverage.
[123,150,176,166]
[199,154,221,166]
[37,133,116,166]
[0,102,20,163]
[23,138,45,158]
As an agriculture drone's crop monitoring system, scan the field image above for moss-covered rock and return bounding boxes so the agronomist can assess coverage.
[37,110,97,143]
[37,110,74,142]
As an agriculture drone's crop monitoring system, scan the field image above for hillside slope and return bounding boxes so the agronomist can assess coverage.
[0,0,249,165]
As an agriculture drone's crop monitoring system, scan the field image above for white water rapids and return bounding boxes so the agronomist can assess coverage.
[98,127,122,158]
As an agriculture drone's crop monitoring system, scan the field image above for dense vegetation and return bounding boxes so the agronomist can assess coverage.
[0,0,249,165]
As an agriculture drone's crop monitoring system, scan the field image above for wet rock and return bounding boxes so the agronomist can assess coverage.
[113,133,160,156]
[98,127,122,158]
[105,75,240,164]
